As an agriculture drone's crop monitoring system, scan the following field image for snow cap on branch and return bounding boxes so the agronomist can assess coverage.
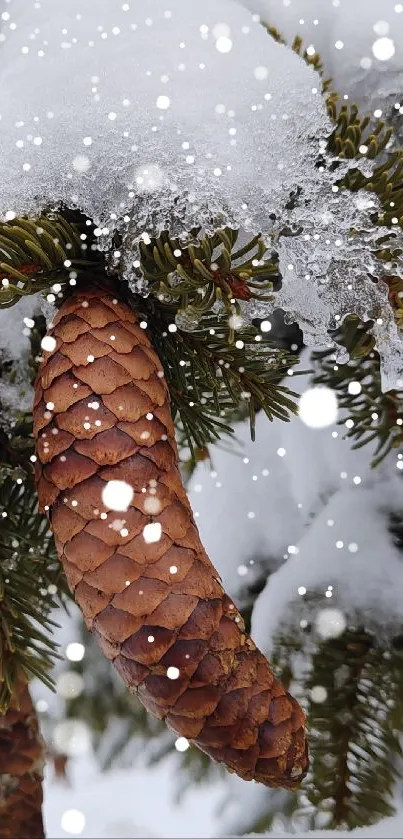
[242,0,403,114]
[251,476,403,656]
[1,0,403,389]
[0,0,328,235]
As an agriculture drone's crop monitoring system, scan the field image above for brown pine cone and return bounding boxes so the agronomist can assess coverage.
[0,679,45,839]
[33,283,308,789]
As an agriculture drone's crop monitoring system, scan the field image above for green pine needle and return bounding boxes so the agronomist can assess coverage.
[0,472,68,712]
[137,298,300,453]
[0,211,103,308]
[139,227,277,319]
[312,316,403,466]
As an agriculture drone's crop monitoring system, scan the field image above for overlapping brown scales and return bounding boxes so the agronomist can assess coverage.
[33,283,308,789]
[0,680,44,839]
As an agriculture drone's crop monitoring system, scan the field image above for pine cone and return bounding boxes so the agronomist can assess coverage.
[0,679,45,839]
[33,283,308,789]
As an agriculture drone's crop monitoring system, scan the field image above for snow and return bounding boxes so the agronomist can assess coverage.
[42,751,225,838]
[0,294,38,359]
[223,782,403,837]
[0,0,327,238]
[189,361,403,647]
[251,474,403,654]
[240,0,403,117]
[187,355,403,651]
[2,1,403,387]
[188,357,374,599]
[249,813,403,838]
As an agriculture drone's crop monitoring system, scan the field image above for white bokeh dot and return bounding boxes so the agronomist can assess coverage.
[315,608,347,640]
[175,736,190,752]
[61,809,86,836]
[373,20,390,36]
[310,685,328,703]
[41,335,57,352]
[215,36,232,53]
[298,386,338,428]
[53,720,91,757]
[143,495,162,515]
[135,163,164,192]
[260,320,271,333]
[156,95,170,109]
[56,672,84,699]
[212,22,231,39]
[348,381,362,395]
[254,65,268,80]
[102,480,134,512]
[167,666,180,680]
[372,37,395,60]
[72,154,91,173]
[66,642,85,662]
[143,522,162,543]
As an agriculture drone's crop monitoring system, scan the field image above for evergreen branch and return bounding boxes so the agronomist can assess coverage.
[0,474,68,711]
[263,22,403,236]
[139,227,277,319]
[261,23,333,95]
[299,627,403,830]
[0,212,299,454]
[311,316,403,466]
[247,586,403,835]
[138,297,300,452]
[0,211,103,308]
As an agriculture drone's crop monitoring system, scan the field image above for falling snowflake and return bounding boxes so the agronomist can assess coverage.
[101,480,134,512]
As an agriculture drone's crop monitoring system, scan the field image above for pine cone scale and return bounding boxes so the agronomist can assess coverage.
[0,681,45,839]
[33,284,308,789]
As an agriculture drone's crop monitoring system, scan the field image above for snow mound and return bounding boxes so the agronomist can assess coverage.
[241,0,403,116]
[251,475,403,655]
[188,360,374,597]
[0,0,328,236]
